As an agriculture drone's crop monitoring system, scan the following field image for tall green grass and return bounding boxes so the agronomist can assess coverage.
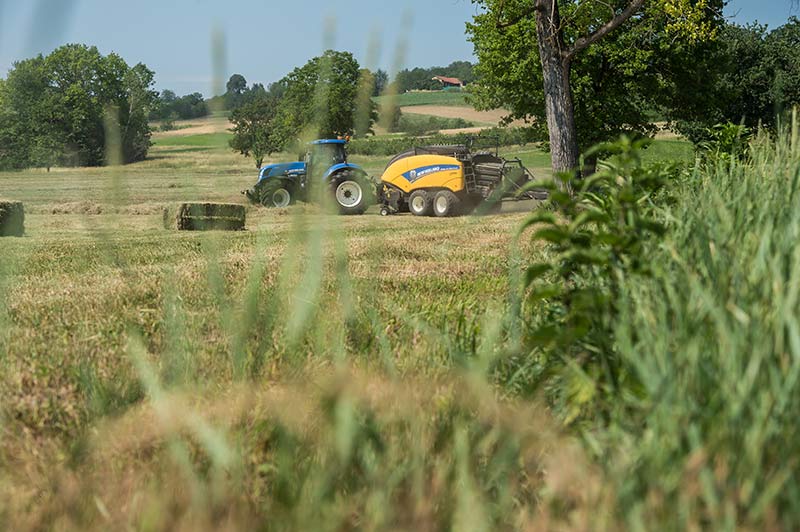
[607,121,800,528]
[515,114,800,529]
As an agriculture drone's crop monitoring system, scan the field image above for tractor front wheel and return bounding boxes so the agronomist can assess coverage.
[260,180,295,208]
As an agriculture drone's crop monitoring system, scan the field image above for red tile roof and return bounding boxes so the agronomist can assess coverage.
[432,76,463,85]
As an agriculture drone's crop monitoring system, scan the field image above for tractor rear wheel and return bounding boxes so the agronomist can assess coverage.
[433,190,461,217]
[333,173,372,215]
[408,190,433,217]
[260,180,295,208]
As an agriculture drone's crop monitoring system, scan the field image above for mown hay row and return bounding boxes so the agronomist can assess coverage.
[0,201,24,237]
[163,203,246,231]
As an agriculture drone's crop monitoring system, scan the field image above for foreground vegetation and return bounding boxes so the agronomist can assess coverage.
[2,121,800,529]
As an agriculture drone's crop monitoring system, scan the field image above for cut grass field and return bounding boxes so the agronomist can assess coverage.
[151,113,232,138]
[400,105,509,128]
[0,138,551,529]
[0,129,708,530]
[373,90,517,130]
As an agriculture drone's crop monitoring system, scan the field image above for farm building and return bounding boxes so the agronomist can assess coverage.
[432,75,464,88]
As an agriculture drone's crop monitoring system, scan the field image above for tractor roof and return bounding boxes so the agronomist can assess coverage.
[310,139,347,145]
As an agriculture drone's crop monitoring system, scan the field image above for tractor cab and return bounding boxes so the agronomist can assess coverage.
[306,139,348,179]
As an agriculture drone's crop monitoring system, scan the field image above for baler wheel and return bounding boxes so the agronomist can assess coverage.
[408,190,433,217]
[433,190,460,217]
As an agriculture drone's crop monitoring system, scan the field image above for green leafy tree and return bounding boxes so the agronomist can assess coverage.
[769,18,800,113]
[270,50,365,147]
[373,69,389,96]
[443,61,476,84]
[0,56,49,168]
[243,83,267,104]
[151,90,209,120]
[120,62,159,163]
[467,0,723,177]
[176,93,208,119]
[396,67,441,91]
[674,18,800,143]
[29,130,66,171]
[160,89,177,107]
[0,44,158,169]
[225,73,248,109]
[151,89,177,120]
[229,92,281,168]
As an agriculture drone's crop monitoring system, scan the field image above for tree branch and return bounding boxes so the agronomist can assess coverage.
[496,0,542,30]
[566,0,646,61]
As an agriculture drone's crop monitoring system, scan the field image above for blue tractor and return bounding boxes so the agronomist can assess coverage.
[243,139,374,215]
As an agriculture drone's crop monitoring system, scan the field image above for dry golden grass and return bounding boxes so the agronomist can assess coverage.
[151,114,232,138]
[1,369,613,532]
[400,105,525,127]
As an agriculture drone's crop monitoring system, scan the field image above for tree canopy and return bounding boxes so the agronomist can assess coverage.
[467,0,724,174]
[229,85,283,168]
[372,69,389,97]
[0,44,158,170]
[270,50,367,145]
[220,74,277,111]
[229,51,375,165]
[150,90,209,121]
[673,17,800,142]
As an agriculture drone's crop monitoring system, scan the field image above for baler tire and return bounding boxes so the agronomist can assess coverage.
[260,180,295,208]
[433,190,461,217]
[408,190,433,217]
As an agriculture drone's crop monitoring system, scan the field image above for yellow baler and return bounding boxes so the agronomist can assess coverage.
[377,144,541,217]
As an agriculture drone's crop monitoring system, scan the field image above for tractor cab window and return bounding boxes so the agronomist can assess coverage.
[311,143,346,167]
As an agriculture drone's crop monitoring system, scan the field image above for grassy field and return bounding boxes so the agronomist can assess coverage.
[0,136,552,529]
[373,91,470,108]
[14,124,798,530]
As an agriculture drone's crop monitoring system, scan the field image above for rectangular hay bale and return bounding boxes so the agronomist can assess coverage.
[179,203,245,219]
[163,202,246,232]
[0,201,24,237]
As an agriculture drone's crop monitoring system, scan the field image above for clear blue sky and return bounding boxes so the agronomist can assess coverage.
[0,0,796,97]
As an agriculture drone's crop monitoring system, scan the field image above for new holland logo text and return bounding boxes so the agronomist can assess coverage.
[402,164,460,183]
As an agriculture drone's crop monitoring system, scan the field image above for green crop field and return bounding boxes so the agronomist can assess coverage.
[374,90,470,108]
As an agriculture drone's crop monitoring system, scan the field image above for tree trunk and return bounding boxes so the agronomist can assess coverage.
[534,0,580,181]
